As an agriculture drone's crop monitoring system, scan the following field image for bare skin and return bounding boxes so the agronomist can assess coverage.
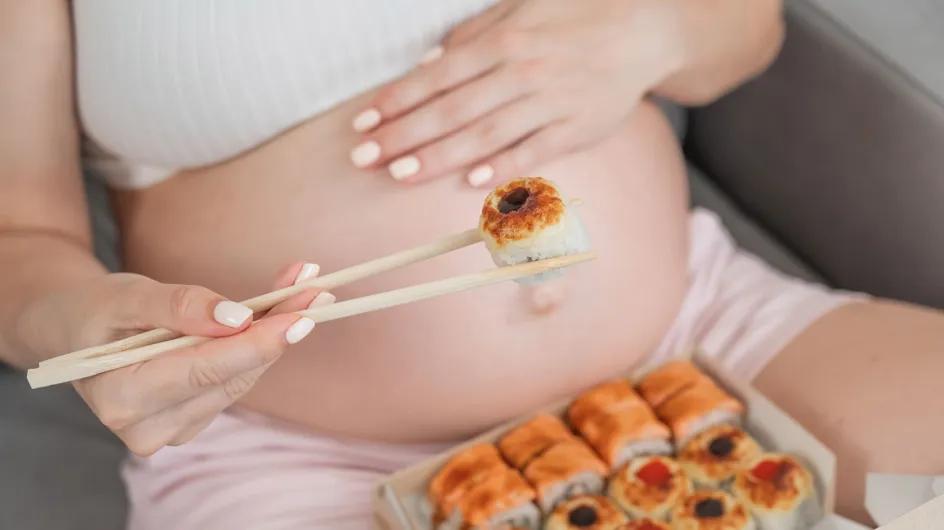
[2,0,941,525]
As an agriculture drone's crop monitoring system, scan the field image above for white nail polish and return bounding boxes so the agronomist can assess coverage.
[467,164,494,187]
[420,45,444,65]
[389,156,421,180]
[285,317,316,344]
[308,292,337,309]
[351,141,381,168]
[352,108,382,132]
[213,301,253,328]
[293,263,320,285]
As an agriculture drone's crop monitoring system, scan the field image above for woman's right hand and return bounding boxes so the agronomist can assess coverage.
[19,261,334,456]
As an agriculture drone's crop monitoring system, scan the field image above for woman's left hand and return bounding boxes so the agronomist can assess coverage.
[349,0,684,188]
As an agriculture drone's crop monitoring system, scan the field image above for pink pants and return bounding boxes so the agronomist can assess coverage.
[122,208,865,529]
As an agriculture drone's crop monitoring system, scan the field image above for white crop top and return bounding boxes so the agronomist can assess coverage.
[74,0,498,189]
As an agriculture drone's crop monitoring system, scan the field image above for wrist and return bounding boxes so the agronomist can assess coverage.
[627,0,691,95]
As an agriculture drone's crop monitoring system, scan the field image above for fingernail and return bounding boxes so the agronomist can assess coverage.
[293,263,320,285]
[350,141,381,168]
[420,45,444,65]
[285,317,316,344]
[467,164,494,187]
[389,156,420,180]
[213,301,254,328]
[308,292,337,309]
[353,108,381,133]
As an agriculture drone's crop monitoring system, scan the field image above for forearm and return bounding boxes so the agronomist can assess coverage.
[652,0,785,106]
[0,231,107,368]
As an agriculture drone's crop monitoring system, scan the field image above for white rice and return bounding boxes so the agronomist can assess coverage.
[484,200,592,286]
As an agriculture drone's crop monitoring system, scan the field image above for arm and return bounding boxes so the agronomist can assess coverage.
[0,0,109,368]
[654,0,786,106]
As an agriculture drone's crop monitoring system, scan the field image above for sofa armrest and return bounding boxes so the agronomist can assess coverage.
[684,0,944,308]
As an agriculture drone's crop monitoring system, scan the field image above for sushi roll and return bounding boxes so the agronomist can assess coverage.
[671,490,756,530]
[567,380,646,428]
[616,519,672,530]
[568,380,672,470]
[523,440,608,512]
[575,408,673,471]
[636,361,715,409]
[499,414,579,470]
[606,455,692,521]
[428,443,510,514]
[678,425,763,490]
[731,454,816,530]
[654,381,745,448]
[434,467,542,530]
[543,494,629,530]
[479,177,591,286]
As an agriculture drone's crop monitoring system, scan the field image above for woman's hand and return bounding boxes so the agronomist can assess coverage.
[19,262,335,456]
[348,0,685,188]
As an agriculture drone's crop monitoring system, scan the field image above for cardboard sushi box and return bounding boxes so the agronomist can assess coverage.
[372,351,838,529]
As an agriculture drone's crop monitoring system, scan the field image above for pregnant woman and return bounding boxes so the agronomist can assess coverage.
[0,1,940,528]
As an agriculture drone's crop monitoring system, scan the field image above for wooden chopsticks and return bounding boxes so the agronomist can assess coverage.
[26,227,595,390]
[39,228,484,369]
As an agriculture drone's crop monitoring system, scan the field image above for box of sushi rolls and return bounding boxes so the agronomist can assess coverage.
[372,352,837,530]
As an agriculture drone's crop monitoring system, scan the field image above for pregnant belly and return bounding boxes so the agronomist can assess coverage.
[114,94,690,443]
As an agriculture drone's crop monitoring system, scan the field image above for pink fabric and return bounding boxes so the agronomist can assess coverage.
[122,208,865,529]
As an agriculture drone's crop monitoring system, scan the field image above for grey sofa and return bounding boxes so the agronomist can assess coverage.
[2,1,942,528]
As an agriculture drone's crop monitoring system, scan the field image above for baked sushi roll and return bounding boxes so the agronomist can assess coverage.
[568,380,646,428]
[654,381,745,447]
[479,177,591,286]
[434,467,541,530]
[543,494,629,530]
[575,405,673,471]
[523,440,608,512]
[731,454,816,530]
[671,490,756,530]
[636,361,714,409]
[616,519,671,530]
[428,443,510,517]
[606,455,691,521]
[678,425,763,490]
[568,380,672,469]
[499,414,579,470]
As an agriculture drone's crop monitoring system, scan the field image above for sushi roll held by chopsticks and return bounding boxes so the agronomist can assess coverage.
[479,177,591,286]
[731,453,816,530]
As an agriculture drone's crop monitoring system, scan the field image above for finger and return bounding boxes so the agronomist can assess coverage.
[114,357,278,455]
[470,121,577,187]
[353,37,503,134]
[114,279,254,337]
[355,65,536,173]
[272,261,321,290]
[167,415,215,447]
[85,313,315,429]
[267,288,336,318]
[387,96,559,186]
[442,0,521,48]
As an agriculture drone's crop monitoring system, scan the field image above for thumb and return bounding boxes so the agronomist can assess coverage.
[440,0,521,50]
[115,277,254,338]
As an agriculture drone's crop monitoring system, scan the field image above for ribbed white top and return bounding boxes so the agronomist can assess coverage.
[73,0,497,188]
